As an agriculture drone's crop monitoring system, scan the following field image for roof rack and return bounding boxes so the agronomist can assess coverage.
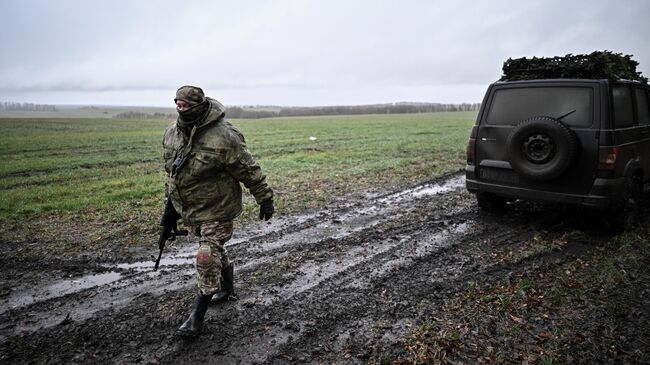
[500,51,647,84]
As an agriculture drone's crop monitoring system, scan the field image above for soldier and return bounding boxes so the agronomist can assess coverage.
[161,85,274,336]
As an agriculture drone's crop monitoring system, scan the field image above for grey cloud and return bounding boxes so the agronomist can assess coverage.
[1,0,648,106]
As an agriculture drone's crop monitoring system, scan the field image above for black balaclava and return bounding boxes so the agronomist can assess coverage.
[175,85,210,130]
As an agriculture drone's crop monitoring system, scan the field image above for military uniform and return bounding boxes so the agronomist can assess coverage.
[163,98,273,227]
[163,86,274,336]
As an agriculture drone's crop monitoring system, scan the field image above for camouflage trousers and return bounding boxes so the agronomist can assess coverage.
[188,220,233,296]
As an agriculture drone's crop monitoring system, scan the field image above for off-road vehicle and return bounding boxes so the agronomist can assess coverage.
[465,53,650,231]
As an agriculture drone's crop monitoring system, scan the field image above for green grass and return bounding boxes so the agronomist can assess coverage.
[0,112,476,220]
[0,105,177,119]
[0,118,168,217]
[0,112,476,249]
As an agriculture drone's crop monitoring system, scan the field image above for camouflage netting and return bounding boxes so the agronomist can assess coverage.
[500,51,648,83]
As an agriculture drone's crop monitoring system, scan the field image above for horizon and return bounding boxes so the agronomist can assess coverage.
[0,99,483,109]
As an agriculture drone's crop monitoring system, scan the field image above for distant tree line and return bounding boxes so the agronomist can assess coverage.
[226,107,277,119]
[1,101,57,111]
[2,101,479,119]
[225,102,481,119]
[113,111,176,119]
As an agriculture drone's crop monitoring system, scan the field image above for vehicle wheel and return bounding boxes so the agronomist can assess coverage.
[610,175,641,233]
[476,192,506,212]
[506,117,578,181]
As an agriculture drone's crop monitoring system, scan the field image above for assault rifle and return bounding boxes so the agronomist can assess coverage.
[154,200,188,271]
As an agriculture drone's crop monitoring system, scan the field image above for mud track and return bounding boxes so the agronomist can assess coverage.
[0,173,643,364]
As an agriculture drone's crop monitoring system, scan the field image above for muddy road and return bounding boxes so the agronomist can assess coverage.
[1,172,649,364]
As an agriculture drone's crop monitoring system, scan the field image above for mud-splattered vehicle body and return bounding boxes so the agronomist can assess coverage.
[466,78,650,230]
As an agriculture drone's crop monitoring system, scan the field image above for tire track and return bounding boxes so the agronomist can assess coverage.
[0,173,465,342]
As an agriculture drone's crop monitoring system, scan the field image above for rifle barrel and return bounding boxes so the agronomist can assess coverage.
[154,226,171,271]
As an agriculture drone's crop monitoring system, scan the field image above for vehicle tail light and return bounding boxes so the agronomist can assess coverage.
[466,138,476,164]
[598,147,619,170]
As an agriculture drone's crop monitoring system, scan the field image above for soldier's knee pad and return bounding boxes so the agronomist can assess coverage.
[196,243,218,270]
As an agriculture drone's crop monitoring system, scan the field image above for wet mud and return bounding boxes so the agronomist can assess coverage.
[1,172,649,364]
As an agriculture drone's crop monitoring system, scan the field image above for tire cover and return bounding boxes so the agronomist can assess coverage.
[506,116,578,181]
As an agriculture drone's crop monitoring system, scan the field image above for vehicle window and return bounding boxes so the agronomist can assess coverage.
[635,88,650,126]
[612,86,634,128]
[486,87,593,127]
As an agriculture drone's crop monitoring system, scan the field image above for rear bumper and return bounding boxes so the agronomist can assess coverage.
[465,166,625,209]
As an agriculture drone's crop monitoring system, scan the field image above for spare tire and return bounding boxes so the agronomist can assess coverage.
[506,116,578,181]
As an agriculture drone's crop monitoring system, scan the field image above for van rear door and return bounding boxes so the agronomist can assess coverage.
[475,80,601,195]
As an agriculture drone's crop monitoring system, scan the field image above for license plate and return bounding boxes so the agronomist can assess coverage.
[479,167,520,184]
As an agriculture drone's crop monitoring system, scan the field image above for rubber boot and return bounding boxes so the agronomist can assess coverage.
[177,293,212,336]
[211,264,236,304]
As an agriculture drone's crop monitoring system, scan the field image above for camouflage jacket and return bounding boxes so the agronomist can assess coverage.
[163,99,273,225]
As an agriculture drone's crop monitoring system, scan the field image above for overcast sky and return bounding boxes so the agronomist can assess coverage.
[1,0,648,107]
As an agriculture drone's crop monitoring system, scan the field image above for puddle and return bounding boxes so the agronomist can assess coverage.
[378,175,465,203]
[1,266,196,341]
[1,252,198,315]
[116,255,194,271]
[1,271,124,314]
[1,235,256,315]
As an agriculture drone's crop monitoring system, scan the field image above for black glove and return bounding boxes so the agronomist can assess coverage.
[159,199,181,227]
[259,199,274,221]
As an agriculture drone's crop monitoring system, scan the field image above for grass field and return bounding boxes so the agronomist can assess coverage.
[0,112,476,248]
[0,105,177,119]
